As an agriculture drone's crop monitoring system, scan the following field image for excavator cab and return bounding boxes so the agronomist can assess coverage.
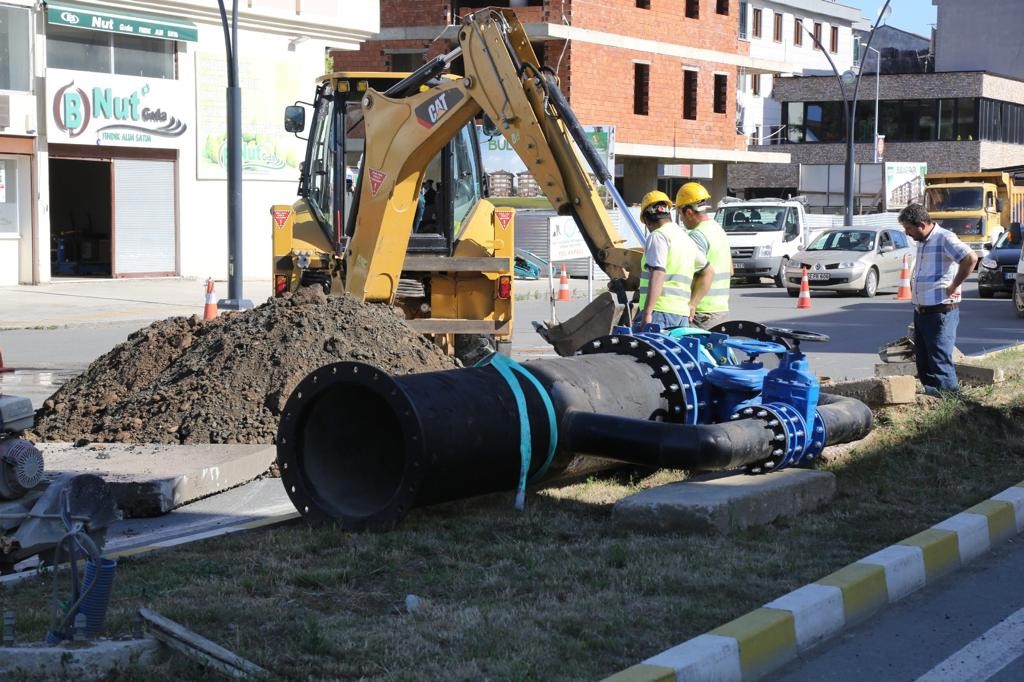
[273,71,513,361]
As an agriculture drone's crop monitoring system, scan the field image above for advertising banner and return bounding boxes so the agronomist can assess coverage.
[885,162,927,211]
[47,69,188,148]
[195,52,305,181]
[479,124,615,201]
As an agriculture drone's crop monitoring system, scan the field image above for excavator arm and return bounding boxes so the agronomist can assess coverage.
[349,8,643,312]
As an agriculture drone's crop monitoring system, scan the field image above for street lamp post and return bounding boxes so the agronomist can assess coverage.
[869,47,881,163]
[804,0,892,223]
[216,0,253,311]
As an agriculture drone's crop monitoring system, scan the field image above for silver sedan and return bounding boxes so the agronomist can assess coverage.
[784,226,915,297]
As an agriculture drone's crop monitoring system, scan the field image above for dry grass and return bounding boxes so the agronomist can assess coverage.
[5,372,1024,681]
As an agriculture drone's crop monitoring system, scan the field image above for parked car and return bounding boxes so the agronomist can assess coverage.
[784,226,914,298]
[977,226,1021,298]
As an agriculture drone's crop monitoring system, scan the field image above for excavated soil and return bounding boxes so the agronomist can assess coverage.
[31,288,458,444]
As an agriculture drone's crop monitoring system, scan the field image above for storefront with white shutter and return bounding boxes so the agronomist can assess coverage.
[0,0,378,283]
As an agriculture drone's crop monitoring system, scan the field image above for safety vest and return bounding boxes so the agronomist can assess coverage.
[638,222,698,315]
[691,218,731,313]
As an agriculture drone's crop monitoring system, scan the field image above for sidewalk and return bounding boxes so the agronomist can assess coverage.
[0,277,582,330]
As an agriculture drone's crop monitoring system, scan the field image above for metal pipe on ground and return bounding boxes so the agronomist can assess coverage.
[276,351,871,530]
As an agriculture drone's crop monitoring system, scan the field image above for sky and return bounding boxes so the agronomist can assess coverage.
[842,0,937,37]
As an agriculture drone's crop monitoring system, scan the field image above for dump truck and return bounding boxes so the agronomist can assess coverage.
[923,172,1024,257]
[271,9,644,361]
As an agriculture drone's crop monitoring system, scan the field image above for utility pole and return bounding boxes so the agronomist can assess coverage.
[217,0,253,311]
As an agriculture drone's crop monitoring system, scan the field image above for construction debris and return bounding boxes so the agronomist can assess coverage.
[138,608,266,679]
[30,289,458,445]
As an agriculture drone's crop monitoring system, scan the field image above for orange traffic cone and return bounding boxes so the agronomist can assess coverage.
[896,254,912,300]
[556,264,571,302]
[796,267,812,309]
[203,278,219,321]
[0,348,14,373]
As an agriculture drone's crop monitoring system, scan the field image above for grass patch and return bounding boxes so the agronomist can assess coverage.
[5,382,1024,680]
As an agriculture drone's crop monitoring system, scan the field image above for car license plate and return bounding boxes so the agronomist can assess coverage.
[734,262,747,269]
[807,273,830,281]
[1006,272,1017,281]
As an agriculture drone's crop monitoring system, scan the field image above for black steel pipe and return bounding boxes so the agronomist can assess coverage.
[817,392,874,446]
[277,359,874,530]
[560,412,777,472]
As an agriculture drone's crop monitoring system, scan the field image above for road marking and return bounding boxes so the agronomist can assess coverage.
[915,607,1024,681]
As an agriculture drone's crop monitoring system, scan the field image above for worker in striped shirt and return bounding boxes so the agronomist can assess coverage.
[897,203,978,396]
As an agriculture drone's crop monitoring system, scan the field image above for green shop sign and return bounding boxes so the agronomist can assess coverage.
[47,2,198,43]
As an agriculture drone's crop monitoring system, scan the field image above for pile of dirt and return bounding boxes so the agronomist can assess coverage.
[31,288,458,444]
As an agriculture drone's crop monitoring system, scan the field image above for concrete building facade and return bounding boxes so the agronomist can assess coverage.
[0,0,378,285]
[332,0,789,205]
[933,0,1024,80]
[737,0,861,146]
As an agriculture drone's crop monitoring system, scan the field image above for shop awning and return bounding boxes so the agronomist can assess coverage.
[46,2,198,43]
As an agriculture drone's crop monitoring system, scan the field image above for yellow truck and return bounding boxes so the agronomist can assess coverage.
[271,8,642,362]
[923,172,1024,256]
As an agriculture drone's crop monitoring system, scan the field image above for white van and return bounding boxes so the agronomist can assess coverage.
[715,198,825,288]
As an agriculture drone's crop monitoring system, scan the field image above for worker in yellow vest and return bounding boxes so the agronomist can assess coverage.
[675,182,733,330]
[636,190,714,330]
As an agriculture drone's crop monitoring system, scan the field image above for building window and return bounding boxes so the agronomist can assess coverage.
[752,9,762,38]
[773,13,783,42]
[784,98,984,144]
[634,63,650,116]
[636,0,651,9]
[813,22,822,45]
[0,6,31,91]
[794,18,803,46]
[830,26,839,53]
[683,69,698,120]
[686,0,700,19]
[389,52,425,72]
[738,2,749,39]
[714,74,728,114]
[717,0,730,15]
[751,73,760,96]
[47,25,176,79]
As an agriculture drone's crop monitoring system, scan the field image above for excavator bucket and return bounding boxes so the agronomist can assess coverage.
[532,291,626,357]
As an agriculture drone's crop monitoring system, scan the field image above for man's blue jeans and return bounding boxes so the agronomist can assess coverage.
[651,311,689,330]
[913,307,959,391]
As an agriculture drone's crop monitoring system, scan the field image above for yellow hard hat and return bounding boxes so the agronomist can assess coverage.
[640,190,673,217]
[675,182,712,209]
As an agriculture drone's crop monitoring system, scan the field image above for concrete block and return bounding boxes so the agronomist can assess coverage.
[36,443,277,518]
[953,363,1005,385]
[823,376,917,407]
[0,638,160,677]
[612,468,837,534]
[875,361,917,378]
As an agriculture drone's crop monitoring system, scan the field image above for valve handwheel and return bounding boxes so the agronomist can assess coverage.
[764,327,831,344]
[723,338,787,359]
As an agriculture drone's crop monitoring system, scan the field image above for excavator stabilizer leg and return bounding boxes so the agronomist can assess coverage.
[532,291,625,357]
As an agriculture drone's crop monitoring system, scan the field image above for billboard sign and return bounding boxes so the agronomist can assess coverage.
[47,69,188,148]
[479,125,615,199]
[885,162,927,211]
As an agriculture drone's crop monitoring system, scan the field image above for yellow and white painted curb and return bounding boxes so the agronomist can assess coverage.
[604,482,1024,682]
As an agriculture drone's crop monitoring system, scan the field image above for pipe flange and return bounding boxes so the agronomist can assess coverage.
[732,404,788,474]
[804,412,827,463]
[580,334,694,423]
[276,361,429,529]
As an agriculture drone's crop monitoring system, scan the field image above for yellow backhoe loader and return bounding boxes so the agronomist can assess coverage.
[271,8,645,360]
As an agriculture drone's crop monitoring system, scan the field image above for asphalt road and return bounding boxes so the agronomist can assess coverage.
[2,274,1022,408]
[768,538,1024,682]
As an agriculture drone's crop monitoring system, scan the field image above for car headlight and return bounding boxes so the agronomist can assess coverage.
[756,244,772,258]
[981,257,998,269]
[836,261,861,269]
